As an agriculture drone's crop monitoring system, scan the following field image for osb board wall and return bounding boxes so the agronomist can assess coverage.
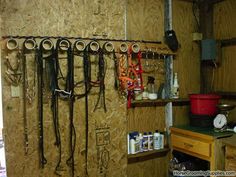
[126,0,164,41]
[172,0,200,125]
[0,1,127,177]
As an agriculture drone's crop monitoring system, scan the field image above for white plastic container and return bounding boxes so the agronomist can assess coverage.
[142,87,149,100]
[160,133,164,149]
[172,72,179,98]
[139,133,143,152]
[148,132,153,150]
[135,136,140,153]
[153,130,161,150]
[130,138,136,154]
[142,132,148,151]
[127,134,130,154]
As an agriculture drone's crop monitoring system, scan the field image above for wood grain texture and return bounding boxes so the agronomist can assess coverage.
[127,1,200,177]
[203,0,236,121]
[128,107,166,132]
[172,0,201,98]
[127,0,164,41]
[127,156,169,177]
[225,146,236,172]
[0,1,127,177]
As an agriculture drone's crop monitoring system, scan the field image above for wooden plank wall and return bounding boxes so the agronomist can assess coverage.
[127,1,167,177]
[0,1,127,177]
[127,0,200,177]
[172,0,200,126]
[204,0,236,122]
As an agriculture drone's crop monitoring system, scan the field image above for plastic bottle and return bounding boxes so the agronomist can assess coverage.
[135,136,140,153]
[172,72,179,98]
[147,76,157,100]
[142,87,149,100]
[153,130,161,150]
[139,133,143,152]
[142,132,148,151]
[130,137,136,154]
[148,132,153,150]
[127,134,130,154]
[159,133,164,149]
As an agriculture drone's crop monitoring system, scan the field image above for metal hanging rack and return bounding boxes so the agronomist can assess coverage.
[1,35,162,44]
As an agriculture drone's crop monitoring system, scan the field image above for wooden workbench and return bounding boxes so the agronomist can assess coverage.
[170,126,233,171]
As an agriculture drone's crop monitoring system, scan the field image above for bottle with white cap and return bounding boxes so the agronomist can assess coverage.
[148,132,153,150]
[172,72,179,99]
[142,132,149,151]
[153,130,161,150]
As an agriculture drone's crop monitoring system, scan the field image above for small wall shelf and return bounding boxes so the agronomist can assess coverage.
[127,148,170,164]
[131,98,189,107]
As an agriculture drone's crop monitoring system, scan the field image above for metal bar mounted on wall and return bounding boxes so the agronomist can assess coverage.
[1,35,162,44]
[221,38,236,47]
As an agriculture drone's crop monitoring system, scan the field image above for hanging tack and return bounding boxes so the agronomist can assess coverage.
[119,42,128,53]
[59,39,70,51]
[89,41,100,52]
[42,39,54,51]
[24,38,37,50]
[103,42,114,53]
[131,43,140,53]
[74,40,86,52]
[6,38,19,50]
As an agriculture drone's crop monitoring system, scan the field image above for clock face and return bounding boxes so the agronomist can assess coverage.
[213,114,227,129]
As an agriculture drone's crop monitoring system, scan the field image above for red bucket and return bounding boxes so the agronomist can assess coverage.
[189,94,221,116]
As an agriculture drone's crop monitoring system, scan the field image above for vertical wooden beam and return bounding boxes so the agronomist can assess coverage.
[199,0,214,93]
[199,0,214,39]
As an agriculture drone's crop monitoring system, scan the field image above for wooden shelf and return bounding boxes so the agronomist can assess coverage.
[127,148,170,164]
[215,91,236,100]
[131,98,189,107]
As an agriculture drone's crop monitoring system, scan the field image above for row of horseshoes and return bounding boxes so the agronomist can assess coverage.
[5,38,141,53]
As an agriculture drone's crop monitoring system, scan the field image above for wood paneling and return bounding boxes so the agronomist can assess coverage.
[203,0,236,121]
[173,0,201,98]
[126,0,200,177]
[127,156,169,177]
[171,0,201,126]
[128,107,166,132]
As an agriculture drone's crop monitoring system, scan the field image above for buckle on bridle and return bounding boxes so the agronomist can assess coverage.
[54,89,71,98]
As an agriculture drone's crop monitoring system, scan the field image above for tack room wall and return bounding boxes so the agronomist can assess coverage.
[0,1,127,177]
[0,0,201,177]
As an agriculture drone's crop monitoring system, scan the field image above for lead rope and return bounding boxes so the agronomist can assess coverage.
[93,47,107,112]
[64,39,76,177]
[83,44,91,177]
[22,38,37,155]
[52,38,76,177]
[113,51,119,90]
[38,39,52,168]
[22,42,29,155]
[72,42,91,177]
